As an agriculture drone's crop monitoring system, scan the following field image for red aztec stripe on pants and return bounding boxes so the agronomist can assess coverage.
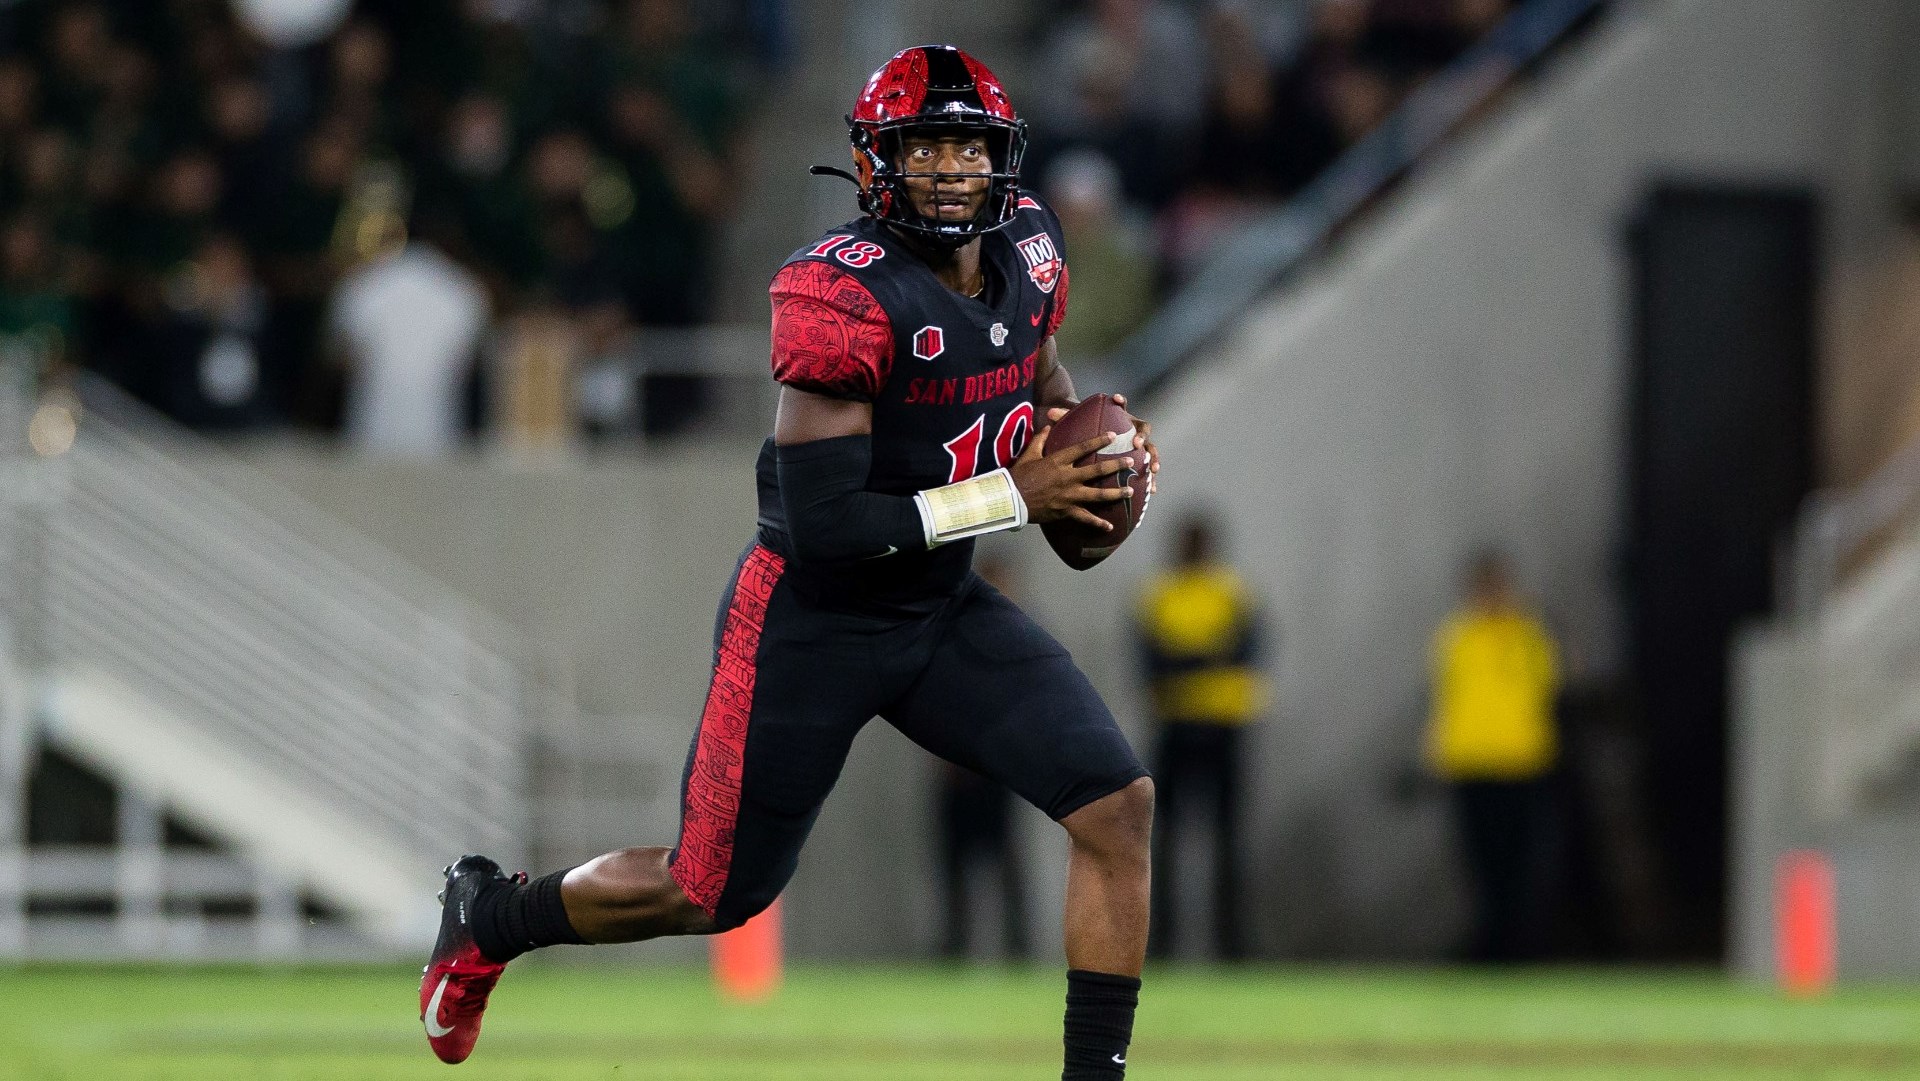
[671,544,786,916]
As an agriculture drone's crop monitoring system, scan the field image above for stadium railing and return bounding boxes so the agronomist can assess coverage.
[1789,432,1920,818]
[0,373,577,957]
[1108,0,1610,396]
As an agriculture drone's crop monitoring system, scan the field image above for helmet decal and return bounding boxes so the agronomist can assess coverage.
[954,51,1016,122]
[854,47,932,125]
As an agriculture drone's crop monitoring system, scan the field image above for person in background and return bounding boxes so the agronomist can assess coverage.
[1188,5,1324,203]
[426,94,542,297]
[1160,4,1338,283]
[326,214,488,457]
[597,0,744,439]
[264,116,365,427]
[1424,548,1560,962]
[204,74,291,255]
[1045,149,1152,365]
[1136,511,1268,961]
[1036,0,1210,166]
[1028,35,1178,214]
[933,551,1031,962]
[145,232,279,430]
[0,215,76,385]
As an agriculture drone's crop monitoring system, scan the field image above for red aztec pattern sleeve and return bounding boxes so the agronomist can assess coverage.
[769,261,894,400]
[1046,261,1069,339]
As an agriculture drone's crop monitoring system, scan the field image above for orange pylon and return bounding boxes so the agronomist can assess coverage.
[712,897,783,1003]
[1776,850,1835,996]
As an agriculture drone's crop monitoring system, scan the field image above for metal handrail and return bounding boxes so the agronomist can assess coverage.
[44,474,523,856]
[77,381,534,639]
[1111,0,1610,396]
[1794,433,1920,617]
[1,374,571,874]
[1787,428,1920,816]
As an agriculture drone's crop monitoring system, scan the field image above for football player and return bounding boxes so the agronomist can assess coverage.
[421,45,1161,1080]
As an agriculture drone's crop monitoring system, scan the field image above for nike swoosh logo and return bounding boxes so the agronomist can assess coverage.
[1030,311,1043,326]
[1112,1052,1126,1065]
[423,975,456,1038]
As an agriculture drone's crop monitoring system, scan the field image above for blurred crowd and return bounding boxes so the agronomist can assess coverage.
[0,0,1517,447]
[1028,0,1517,363]
[0,0,777,447]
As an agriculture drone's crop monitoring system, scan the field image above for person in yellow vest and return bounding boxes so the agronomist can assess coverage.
[1135,513,1268,960]
[1425,549,1560,962]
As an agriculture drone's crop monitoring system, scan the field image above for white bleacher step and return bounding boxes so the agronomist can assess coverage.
[38,665,439,950]
[1805,533,1920,817]
[1819,536,1920,666]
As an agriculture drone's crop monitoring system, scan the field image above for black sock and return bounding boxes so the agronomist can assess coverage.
[1062,968,1140,1079]
[470,869,586,963]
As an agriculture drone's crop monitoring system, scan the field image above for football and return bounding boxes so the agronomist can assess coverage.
[1041,393,1152,570]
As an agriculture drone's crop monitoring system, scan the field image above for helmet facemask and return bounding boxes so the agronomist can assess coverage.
[850,115,1027,247]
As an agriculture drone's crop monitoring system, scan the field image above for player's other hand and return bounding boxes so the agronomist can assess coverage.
[1048,396,1159,495]
[1012,423,1133,531]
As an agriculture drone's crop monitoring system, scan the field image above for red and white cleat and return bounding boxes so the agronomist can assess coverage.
[419,855,523,1064]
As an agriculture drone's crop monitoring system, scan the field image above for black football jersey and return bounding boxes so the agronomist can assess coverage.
[755,196,1070,615]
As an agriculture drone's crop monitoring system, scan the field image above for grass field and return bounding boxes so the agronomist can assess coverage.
[4,963,1919,1080]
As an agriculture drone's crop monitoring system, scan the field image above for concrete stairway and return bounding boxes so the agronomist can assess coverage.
[0,381,564,956]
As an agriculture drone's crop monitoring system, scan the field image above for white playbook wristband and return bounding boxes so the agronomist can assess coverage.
[911,467,1029,547]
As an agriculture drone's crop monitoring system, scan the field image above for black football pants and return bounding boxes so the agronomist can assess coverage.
[669,544,1148,932]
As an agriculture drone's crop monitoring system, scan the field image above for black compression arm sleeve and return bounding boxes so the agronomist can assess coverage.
[776,434,928,563]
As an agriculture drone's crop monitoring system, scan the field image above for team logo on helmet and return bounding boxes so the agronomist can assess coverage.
[1015,233,1062,294]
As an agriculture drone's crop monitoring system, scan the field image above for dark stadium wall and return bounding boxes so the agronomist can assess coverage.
[1625,186,1818,961]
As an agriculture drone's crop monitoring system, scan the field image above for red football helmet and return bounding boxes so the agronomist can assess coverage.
[845,45,1027,244]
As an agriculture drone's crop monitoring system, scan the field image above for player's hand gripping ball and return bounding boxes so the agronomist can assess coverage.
[1041,393,1154,570]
